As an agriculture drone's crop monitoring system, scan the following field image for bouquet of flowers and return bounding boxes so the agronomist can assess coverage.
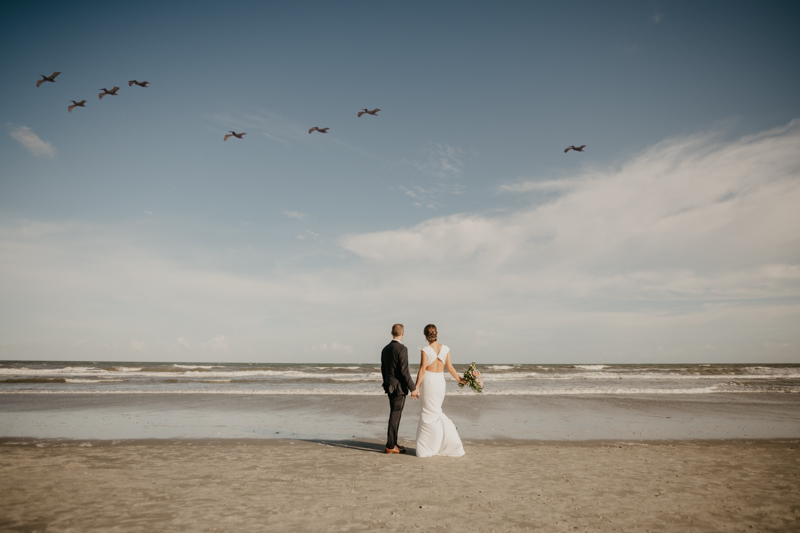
[458,362,484,393]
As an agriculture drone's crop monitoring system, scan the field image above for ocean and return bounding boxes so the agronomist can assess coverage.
[3,361,799,441]
[1,361,798,396]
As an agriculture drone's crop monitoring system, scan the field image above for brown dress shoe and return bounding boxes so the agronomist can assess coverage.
[385,446,405,454]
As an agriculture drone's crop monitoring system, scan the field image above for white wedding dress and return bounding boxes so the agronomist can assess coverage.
[415,345,465,458]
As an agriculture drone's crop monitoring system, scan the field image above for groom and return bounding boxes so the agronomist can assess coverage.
[381,324,418,454]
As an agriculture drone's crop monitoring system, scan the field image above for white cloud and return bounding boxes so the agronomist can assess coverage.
[344,120,800,306]
[1,121,799,363]
[342,213,520,265]
[8,124,56,157]
[177,337,191,349]
[309,342,354,354]
[282,211,306,220]
[201,334,229,353]
[130,340,147,353]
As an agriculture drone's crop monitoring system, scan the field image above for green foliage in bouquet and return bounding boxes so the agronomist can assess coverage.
[458,362,484,393]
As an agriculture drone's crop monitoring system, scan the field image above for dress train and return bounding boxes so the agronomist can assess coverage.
[415,370,465,458]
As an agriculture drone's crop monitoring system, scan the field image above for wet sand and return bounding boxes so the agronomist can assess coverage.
[1,438,798,532]
[2,392,799,441]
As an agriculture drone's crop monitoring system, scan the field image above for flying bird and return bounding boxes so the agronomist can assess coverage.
[99,87,120,100]
[36,72,61,87]
[224,131,246,141]
[564,145,586,153]
[128,80,150,87]
[357,108,381,117]
[68,100,87,113]
[308,127,330,134]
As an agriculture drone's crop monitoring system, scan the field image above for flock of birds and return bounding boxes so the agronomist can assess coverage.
[37,71,586,152]
[38,71,150,113]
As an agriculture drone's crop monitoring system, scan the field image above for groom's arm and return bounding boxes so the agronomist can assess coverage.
[398,346,416,393]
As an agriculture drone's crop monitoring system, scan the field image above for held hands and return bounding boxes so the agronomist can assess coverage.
[411,389,420,400]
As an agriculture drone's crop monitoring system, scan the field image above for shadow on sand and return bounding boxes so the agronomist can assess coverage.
[303,439,417,456]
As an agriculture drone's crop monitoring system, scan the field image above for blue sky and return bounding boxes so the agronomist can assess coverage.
[1,0,799,363]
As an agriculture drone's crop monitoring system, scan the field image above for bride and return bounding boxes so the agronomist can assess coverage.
[413,324,466,458]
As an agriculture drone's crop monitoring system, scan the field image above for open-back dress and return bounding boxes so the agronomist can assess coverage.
[415,345,465,458]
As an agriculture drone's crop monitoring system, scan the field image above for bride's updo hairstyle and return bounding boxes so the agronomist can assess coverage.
[424,324,438,342]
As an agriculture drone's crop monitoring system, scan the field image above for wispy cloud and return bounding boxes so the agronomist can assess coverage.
[498,178,584,193]
[2,121,798,362]
[212,109,383,157]
[214,110,306,145]
[650,1,663,23]
[398,183,464,209]
[282,210,306,220]
[344,119,800,303]
[296,230,320,240]
[408,143,466,179]
[398,143,468,208]
[7,124,56,157]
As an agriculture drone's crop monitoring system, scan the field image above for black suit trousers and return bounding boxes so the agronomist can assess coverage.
[385,392,406,449]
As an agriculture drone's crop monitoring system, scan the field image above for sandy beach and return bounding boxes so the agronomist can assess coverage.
[2,368,799,531]
[1,437,798,532]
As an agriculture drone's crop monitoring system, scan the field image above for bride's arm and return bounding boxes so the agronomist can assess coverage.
[415,351,427,391]
[445,353,466,385]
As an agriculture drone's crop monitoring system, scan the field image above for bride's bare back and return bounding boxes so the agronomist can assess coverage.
[413,325,467,457]
[424,341,445,372]
[416,341,464,385]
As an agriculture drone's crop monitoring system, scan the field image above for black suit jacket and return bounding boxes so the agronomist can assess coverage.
[381,340,416,395]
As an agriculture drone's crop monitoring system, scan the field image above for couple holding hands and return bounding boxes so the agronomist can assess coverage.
[380,323,466,458]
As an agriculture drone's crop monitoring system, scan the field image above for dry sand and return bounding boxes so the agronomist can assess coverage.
[1,438,798,532]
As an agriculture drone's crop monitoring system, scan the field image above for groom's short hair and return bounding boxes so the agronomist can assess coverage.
[391,324,404,337]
